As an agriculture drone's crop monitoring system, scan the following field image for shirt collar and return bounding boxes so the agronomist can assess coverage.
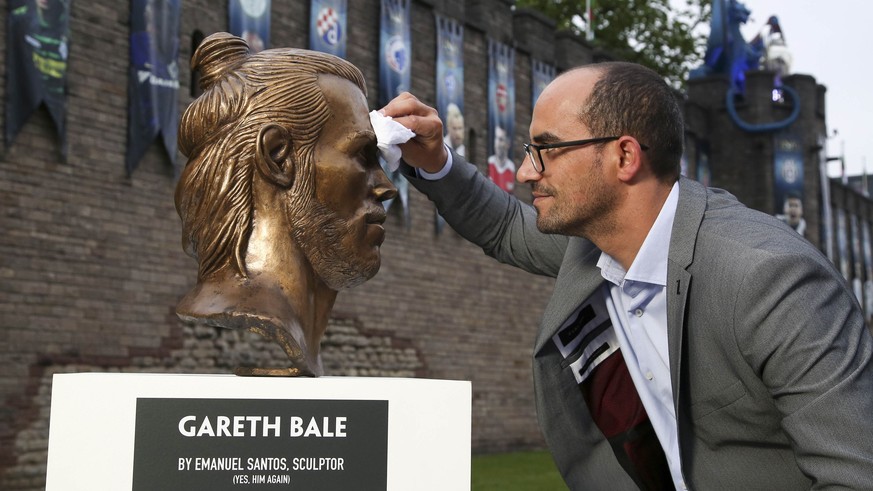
[597,181,680,287]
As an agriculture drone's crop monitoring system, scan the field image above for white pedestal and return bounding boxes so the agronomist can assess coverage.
[46,373,471,490]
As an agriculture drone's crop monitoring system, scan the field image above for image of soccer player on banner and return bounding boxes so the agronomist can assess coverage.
[434,15,463,234]
[379,0,411,227]
[126,0,181,174]
[487,40,516,193]
[773,131,805,236]
[6,0,71,158]
[309,0,346,58]
[229,0,270,53]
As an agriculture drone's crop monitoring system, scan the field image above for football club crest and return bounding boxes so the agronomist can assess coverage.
[496,83,507,113]
[385,35,408,74]
[316,7,342,46]
[444,73,457,98]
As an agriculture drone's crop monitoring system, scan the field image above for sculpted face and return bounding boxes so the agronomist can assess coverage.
[289,75,397,290]
[522,69,619,237]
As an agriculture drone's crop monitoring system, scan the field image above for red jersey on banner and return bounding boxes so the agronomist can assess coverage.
[488,156,515,193]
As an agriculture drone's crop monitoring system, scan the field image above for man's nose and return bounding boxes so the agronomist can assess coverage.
[516,152,540,184]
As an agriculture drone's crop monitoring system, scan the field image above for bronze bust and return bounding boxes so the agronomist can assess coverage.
[175,32,397,376]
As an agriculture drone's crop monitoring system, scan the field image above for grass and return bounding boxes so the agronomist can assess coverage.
[471,450,569,490]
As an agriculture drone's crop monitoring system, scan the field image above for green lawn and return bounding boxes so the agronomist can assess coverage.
[471,450,569,490]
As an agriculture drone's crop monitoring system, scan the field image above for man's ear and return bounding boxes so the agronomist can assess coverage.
[255,124,295,188]
[615,137,643,183]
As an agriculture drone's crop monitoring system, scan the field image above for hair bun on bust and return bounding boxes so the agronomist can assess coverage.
[192,32,250,91]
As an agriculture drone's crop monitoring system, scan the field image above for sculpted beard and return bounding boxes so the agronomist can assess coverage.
[288,196,381,291]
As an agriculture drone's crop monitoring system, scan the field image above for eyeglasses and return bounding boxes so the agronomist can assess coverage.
[523,136,649,174]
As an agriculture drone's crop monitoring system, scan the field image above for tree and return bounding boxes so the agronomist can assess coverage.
[515,0,711,88]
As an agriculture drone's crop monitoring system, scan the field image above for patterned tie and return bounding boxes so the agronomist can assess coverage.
[553,296,673,490]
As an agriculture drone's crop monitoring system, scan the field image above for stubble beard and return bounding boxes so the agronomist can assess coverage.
[534,154,617,239]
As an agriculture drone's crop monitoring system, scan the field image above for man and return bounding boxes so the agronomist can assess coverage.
[443,102,466,157]
[175,33,397,377]
[487,124,516,192]
[382,62,873,489]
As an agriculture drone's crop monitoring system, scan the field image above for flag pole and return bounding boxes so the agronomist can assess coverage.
[586,0,594,41]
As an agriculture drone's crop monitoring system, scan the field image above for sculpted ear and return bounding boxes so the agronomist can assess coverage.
[255,124,296,188]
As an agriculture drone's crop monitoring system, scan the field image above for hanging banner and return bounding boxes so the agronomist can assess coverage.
[126,0,181,174]
[773,131,805,235]
[837,209,850,281]
[379,0,410,107]
[487,40,516,193]
[6,0,71,158]
[531,58,554,108]
[436,15,464,156]
[229,0,270,53]
[379,0,412,227]
[434,14,463,234]
[309,0,347,58]
[696,140,711,187]
[851,214,864,303]
[863,220,873,319]
[817,133,834,262]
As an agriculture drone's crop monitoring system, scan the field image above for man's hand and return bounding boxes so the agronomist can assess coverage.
[380,92,449,174]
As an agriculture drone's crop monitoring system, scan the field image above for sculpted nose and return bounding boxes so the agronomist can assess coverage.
[372,169,398,202]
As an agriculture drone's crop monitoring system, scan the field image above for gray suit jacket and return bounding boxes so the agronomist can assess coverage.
[404,153,873,490]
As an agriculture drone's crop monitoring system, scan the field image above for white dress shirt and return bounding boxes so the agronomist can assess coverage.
[596,181,684,489]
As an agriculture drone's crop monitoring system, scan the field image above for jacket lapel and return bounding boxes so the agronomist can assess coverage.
[666,177,707,408]
[534,237,604,353]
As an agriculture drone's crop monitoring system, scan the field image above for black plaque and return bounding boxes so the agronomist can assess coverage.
[132,398,388,490]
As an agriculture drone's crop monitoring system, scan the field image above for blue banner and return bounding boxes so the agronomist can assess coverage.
[6,0,71,158]
[863,221,873,318]
[229,0,270,53]
[837,209,850,281]
[773,130,805,235]
[309,0,347,58]
[379,0,410,106]
[851,214,864,302]
[436,15,464,155]
[126,0,181,174]
[487,40,516,193]
[379,0,411,226]
[531,58,554,108]
[434,15,463,234]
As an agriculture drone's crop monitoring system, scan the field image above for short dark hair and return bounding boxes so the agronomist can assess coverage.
[578,62,684,182]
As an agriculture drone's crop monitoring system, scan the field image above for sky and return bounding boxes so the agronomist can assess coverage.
[731,0,872,177]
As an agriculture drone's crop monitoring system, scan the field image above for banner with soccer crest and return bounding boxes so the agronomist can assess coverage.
[309,0,346,58]
[378,0,411,226]
[487,39,516,194]
[6,0,71,159]
[436,15,464,156]
[772,130,805,236]
[229,0,270,53]
[126,0,181,174]
[434,14,463,234]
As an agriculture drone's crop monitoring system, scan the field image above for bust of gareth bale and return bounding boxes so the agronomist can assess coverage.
[175,32,397,377]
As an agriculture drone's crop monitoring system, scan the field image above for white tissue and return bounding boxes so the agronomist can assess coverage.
[369,110,415,172]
